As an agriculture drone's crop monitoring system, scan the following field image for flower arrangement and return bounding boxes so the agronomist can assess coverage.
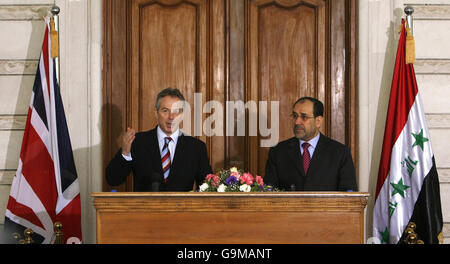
[199,167,275,192]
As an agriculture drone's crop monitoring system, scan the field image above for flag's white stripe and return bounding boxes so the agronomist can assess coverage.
[9,160,55,238]
[373,93,434,243]
[56,179,80,214]
[10,160,23,199]
[30,106,52,156]
[38,51,51,134]
[5,209,53,243]
[28,91,35,109]
[373,177,390,238]
[47,40,63,199]
[10,170,55,233]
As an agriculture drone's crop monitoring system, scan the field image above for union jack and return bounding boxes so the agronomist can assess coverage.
[3,17,82,244]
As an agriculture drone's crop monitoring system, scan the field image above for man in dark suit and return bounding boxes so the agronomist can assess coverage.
[106,88,212,191]
[264,97,357,191]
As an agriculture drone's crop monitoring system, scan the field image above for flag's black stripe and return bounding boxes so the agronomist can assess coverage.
[2,217,45,244]
[32,63,48,130]
[53,61,78,193]
[399,157,443,244]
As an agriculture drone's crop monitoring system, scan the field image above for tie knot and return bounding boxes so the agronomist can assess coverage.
[302,142,310,149]
[165,137,172,144]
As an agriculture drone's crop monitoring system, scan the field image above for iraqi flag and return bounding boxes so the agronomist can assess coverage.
[3,17,82,244]
[373,19,443,244]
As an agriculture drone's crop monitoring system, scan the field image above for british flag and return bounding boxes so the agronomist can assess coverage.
[3,17,82,244]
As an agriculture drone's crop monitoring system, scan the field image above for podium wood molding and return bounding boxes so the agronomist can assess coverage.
[92,192,368,244]
[93,192,368,212]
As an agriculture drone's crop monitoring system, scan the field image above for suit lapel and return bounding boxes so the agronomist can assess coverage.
[146,128,164,175]
[307,133,328,177]
[167,132,185,180]
[287,138,305,177]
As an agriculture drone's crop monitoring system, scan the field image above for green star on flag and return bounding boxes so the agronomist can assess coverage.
[379,227,390,244]
[390,178,410,198]
[412,129,429,151]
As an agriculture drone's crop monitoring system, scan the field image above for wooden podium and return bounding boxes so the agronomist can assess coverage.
[91,192,369,244]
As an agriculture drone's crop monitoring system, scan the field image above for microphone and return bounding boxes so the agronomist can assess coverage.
[151,172,162,192]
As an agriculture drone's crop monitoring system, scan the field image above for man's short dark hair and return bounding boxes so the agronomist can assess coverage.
[155,87,185,110]
[293,97,324,117]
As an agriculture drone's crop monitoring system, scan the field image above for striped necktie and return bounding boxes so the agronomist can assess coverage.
[302,142,311,175]
[161,137,172,183]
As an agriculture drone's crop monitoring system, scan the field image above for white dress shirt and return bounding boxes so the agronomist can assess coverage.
[156,126,179,162]
[299,132,320,158]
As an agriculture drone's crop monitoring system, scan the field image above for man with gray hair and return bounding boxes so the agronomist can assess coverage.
[106,88,212,191]
[264,97,357,191]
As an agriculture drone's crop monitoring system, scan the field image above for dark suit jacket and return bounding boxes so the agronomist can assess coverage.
[106,127,212,191]
[264,133,357,191]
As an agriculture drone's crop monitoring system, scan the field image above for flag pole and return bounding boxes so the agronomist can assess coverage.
[404,5,414,35]
[50,5,60,86]
[404,6,415,64]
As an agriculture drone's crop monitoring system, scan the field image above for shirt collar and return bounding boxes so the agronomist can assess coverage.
[157,126,180,145]
[300,132,320,149]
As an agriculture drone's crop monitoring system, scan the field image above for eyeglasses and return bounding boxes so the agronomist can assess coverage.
[290,112,315,122]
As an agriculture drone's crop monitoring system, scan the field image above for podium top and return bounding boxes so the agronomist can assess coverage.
[91,191,369,199]
[92,191,369,213]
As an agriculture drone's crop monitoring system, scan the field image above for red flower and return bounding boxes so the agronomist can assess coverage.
[206,173,220,187]
[240,173,254,185]
[255,175,264,186]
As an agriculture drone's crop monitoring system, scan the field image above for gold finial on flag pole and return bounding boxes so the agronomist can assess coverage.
[403,222,424,244]
[404,6,415,64]
[17,228,35,244]
[54,222,64,244]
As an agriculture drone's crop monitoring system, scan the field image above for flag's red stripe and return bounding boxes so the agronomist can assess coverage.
[42,26,50,95]
[19,108,34,157]
[56,194,82,243]
[20,121,57,221]
[375,20,419,199]
[7,196,45,230]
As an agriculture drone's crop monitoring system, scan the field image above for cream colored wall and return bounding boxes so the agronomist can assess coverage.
[0,0,448,244]
[359,0,450,243]
[0,0,102,244]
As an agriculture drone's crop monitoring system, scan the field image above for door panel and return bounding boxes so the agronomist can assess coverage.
[247,0,326,174]
[130,0,207,132]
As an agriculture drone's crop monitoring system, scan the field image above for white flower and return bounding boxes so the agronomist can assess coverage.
[199,183,209,192]
[217,184,227,192]
[239,184,251,192]
[230,167,238,173]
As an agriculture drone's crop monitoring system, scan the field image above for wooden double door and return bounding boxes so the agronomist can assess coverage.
[102,0,357,191]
